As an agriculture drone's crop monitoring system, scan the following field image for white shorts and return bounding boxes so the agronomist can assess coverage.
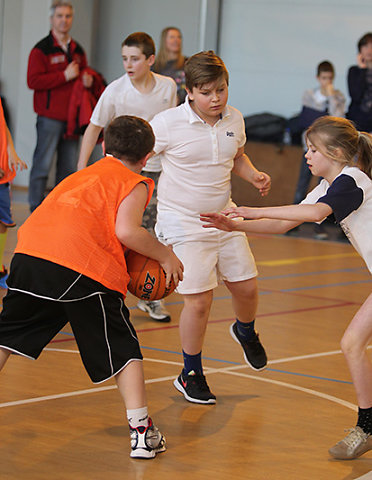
[164,229,257,295]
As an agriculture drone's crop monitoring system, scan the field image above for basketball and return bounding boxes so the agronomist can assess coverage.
[126,250,176,301]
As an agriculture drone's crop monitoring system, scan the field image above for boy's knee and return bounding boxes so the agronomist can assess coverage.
[229,278,258,299]
[183,293,213,316]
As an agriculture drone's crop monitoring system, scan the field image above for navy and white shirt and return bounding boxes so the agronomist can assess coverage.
[302,165,372,273]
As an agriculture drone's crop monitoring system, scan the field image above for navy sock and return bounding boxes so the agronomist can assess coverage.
[357,406,372,435]
[236,318,256,341]
[183,350,203,375]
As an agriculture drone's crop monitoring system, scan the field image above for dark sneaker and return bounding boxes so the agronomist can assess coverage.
[174,370,216,404]
[329,427,372,460]
[129,417,166,459]
[230,322,267,371]
[137,299,171,323]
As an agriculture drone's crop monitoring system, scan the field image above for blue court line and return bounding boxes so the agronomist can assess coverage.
[54,333,352,385]
[140,345,352,385]
[267,368,352,385]
[282,278,372,292]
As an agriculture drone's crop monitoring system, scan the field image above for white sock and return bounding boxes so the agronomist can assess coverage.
[127,406,149,428]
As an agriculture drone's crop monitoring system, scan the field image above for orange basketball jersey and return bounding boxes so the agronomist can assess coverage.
[15,156,154,296]
[0,98,16,184]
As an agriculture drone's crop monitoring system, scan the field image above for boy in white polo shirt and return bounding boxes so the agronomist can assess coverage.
[77,32,177,323]
[150,50,271,404]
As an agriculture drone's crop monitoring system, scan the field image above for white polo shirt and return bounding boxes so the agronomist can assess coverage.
[150,97,246,237]
[302,165,372,273]
[90,72,177,171]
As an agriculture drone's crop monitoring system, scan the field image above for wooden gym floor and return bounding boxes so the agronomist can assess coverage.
[0,192,372,480]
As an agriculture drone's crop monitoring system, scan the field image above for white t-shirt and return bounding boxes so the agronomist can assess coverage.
[150,97,246,237]
[302,165,372,273]
[90,72,177,172]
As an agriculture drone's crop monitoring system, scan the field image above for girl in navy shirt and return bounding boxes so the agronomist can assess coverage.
[201,116,372,461]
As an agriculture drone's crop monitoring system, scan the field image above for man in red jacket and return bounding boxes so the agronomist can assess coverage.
[27,0,92,212]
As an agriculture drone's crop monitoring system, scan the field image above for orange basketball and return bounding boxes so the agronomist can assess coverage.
[126,250,176,301]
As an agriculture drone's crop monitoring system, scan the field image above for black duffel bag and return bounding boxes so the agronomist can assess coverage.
[244,112,287,143]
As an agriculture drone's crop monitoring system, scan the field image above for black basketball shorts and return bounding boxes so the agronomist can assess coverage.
[0,254,143,383]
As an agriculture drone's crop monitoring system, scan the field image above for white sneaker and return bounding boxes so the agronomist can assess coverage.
[329,426,372,460]
[130,417,166,459]
[137,299,171,323]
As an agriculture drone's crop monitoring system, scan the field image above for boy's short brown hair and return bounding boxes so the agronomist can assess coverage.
[184,50,229,91]
[317,60,334,77]
[121,32,155,58]
[104,116,155,164]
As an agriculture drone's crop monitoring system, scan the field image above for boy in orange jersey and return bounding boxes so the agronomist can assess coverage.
[0,115,183,459]
[0,98,27,288]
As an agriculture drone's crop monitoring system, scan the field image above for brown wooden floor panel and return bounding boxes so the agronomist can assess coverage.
[1,196,371,479]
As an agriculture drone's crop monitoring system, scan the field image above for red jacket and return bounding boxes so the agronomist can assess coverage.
[27,31,88,121]
[65,67,106,139]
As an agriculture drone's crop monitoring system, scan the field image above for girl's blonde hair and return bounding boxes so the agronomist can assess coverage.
[306,116,372,179]
[153,27,185,72]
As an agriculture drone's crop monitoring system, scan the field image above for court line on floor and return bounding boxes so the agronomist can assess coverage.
[355,471,372,480]
[135,301,353,333]
[256,252,359,267]
[51,299,352,338]
[0,347,358,411]
[259,266,367,280]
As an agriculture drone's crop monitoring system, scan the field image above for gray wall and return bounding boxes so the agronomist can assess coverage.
[0,0,371,187]
[219,0,372,118]
[91,0,220,83]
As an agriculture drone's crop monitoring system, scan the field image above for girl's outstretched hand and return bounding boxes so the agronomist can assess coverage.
[200,212,237,231]
[221,206,250,218]
[221,206,262,219]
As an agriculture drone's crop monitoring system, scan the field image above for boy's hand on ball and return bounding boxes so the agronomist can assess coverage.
[161,247,184,287]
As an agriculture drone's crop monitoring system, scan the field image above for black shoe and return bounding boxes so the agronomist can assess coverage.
[230,322,267,371]
[173,370,216,404]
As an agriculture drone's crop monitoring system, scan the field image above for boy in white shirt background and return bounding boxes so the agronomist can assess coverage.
[78,32,177,323]
[293,62,345,204]
[292,61,345,239]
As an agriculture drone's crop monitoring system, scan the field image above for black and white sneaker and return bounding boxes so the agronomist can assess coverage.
[174,370,216,404]
[230,322,267,371]
[129,417,166,459]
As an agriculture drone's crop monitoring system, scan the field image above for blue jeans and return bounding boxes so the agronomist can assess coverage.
[29,116,78,211]
[293,152,312,204]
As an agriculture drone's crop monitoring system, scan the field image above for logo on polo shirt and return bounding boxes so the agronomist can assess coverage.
[226,131,234,137]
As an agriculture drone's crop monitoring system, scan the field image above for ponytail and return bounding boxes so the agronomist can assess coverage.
[357,132,372,180]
